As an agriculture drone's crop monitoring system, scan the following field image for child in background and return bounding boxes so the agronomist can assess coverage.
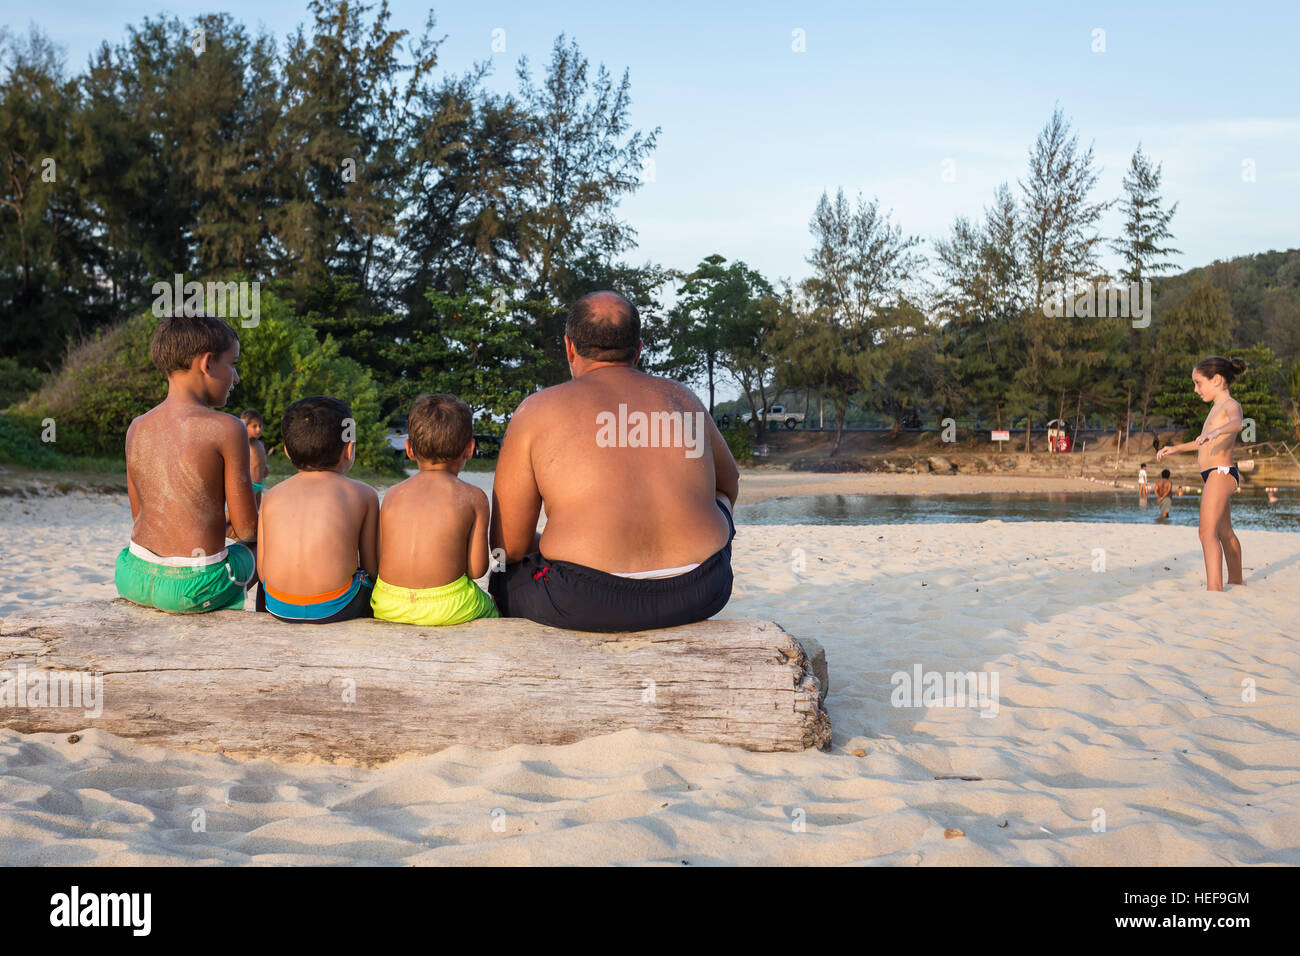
[371,394,498,626]
[115,313,258,613]
[1137,462,1149,499]
[241,408,269,505]
[256,396,378,623]
[1156,356,1247,590]
[1154,468,1174,520]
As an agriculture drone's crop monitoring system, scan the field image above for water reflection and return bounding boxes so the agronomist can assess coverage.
[736,489,1299,532]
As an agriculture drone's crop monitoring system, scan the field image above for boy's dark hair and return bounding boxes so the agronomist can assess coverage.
[1194,355,1247,386]
[565,292,640,363]
[151,314,239,375]
[1161,469,1171,478]
[408,394,472,463]
[240,408,263,424]
[282,396,352,471]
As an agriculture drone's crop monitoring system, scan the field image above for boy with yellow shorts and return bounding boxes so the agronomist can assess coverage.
[371,394,498,625]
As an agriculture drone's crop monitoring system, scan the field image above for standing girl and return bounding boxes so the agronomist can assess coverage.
[1156,356,1248,591]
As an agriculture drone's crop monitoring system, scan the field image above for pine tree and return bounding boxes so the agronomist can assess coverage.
[661,254,773,416]
[795,189,923,454]
[0,25,93,364]
[934,183,1026,429]
[515,34,658,304]
[1015,108,1111,449]
[1110,145,1180,284]
[271,0,417,306]
[1108,144,1182,448]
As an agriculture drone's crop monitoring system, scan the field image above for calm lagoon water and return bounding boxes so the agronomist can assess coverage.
[736,489,1300,532]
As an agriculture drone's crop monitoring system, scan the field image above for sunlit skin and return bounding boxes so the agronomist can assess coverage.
[244,417,268,503]
[491,291,739,573]
[373,436,491,590]
[1155,369,1245,590]
[256,440,379,597]
[124,342,259,559]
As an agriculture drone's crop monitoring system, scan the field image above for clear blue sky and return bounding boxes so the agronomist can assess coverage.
[20,0,1300,288]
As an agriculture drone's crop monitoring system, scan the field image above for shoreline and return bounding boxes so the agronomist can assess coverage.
[3,466,1267,501]
[736,472,1115,504]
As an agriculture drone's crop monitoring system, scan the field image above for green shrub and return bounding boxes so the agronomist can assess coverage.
[224,292,395,472]
[0,412,59,467]
[15,289,397,470]
[720,425,754,462]
[0,359,46,410]
[15,313,161,455]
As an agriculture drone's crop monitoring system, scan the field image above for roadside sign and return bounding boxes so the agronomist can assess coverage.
[992,430,1010,442]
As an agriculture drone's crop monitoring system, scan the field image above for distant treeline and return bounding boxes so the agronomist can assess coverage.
[1,1,662,412]
[2,3,1298,462]
[658,116,1300,451]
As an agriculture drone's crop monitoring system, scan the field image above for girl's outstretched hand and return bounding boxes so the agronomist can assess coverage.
[1155,446,1170,461]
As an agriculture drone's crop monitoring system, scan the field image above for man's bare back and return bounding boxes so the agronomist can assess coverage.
[377,471,490,588]
[126,399,257,558]
[494,365,737,573]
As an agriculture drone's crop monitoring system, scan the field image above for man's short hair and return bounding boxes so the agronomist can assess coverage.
[1161,468,1171,478]
[151,313,239,375]
[282,396,352,471]
[408,394,472,463]
[565,292,640,363]
[240,408,263,424]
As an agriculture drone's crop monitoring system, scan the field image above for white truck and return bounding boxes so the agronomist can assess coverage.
[741,404,805,429]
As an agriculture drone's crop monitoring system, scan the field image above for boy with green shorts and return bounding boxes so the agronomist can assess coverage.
[114,312,259,612]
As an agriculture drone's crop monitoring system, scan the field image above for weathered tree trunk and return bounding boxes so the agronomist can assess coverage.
[0,601,831,766]
[707,352,716,416]
[1072,391,1082,454]
[1123,386,1132,456]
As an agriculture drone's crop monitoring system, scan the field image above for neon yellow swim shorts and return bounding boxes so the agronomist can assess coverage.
[370,574,499,626]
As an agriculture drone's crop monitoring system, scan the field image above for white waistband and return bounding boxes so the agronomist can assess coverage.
[129,540,230,567]
[611,562,702,580]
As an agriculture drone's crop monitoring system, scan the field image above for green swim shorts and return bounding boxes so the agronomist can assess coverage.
[115,541,256,613]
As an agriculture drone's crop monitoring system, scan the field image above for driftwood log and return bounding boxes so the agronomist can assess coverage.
[0,600,829,765]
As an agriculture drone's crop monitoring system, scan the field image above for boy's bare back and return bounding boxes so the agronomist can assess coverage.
[377,472,490,589]
[250,438,269,483]
[126,399,256,557]
[258,472,378,596]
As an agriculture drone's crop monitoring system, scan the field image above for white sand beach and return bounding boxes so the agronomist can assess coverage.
[2,486,1298,865]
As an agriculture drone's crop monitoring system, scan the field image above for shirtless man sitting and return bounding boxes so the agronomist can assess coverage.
[489,291,740,632]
